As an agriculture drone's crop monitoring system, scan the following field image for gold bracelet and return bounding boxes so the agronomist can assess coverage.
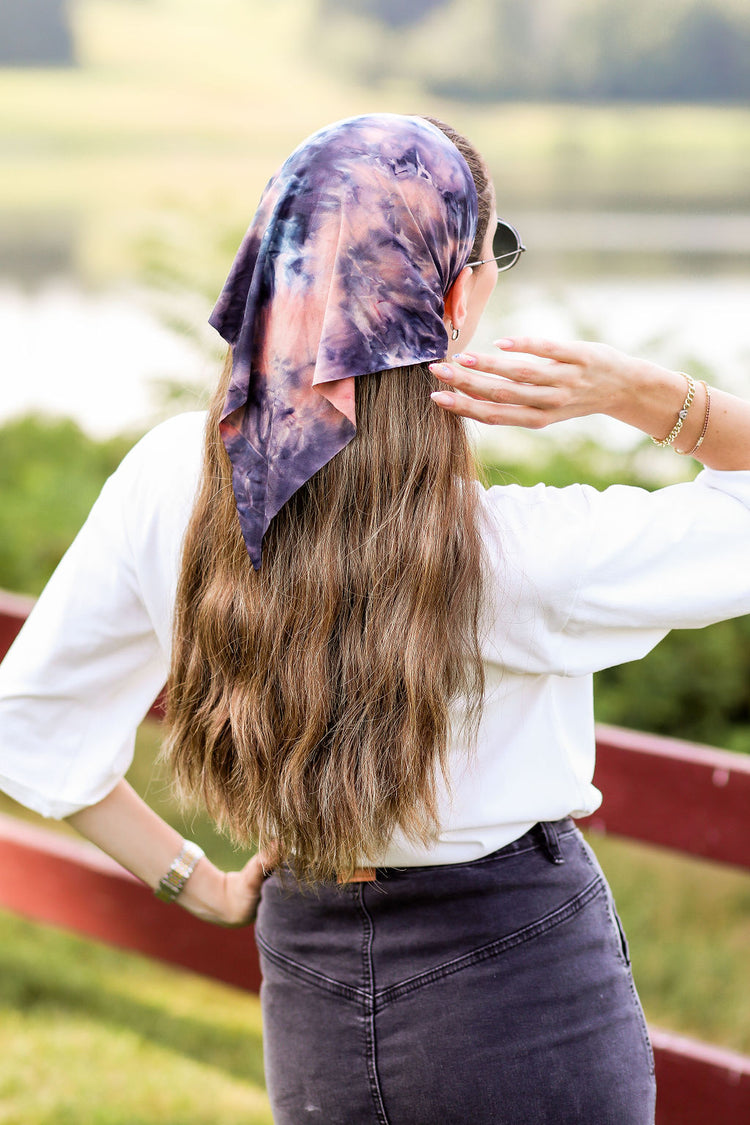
[677,382,711,457]
[651,373,696,448]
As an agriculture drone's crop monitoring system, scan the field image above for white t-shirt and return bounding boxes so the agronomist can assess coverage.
[1,411,750,866]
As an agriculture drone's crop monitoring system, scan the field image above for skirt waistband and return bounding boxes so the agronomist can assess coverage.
[337,817,576,883]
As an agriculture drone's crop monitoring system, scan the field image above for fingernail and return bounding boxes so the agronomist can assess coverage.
[430,391,454,406]
[452,353,476,366]
[429,363,454,379]
[495,338,514,349]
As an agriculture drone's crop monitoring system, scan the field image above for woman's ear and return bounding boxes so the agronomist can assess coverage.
[444,265,473,331]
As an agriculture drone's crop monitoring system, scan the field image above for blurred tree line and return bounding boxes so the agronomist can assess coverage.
[0,416,132,594]
[2,413,748,754]
[313,0,750,102]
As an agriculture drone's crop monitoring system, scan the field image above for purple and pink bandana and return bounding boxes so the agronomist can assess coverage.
[209,113,478,567]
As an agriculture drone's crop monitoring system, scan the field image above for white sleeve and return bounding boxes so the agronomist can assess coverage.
[0,413,204,818]
[560,468,750,674]
[481,468,750,677]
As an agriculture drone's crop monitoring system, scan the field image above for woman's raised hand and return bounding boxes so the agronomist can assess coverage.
[430,337,750,471]
[429,337,661,430]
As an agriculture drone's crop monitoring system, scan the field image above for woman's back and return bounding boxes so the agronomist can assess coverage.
[5,406,749,868]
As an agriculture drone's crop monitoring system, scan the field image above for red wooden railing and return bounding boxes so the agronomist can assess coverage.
[1,590,749,1122]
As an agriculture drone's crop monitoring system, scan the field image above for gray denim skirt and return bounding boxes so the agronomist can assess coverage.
[255,819,656,1124]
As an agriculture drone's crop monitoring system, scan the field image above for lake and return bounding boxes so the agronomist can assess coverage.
[2,208,749,449]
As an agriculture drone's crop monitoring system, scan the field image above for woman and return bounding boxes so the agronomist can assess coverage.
[1,113,749,1124]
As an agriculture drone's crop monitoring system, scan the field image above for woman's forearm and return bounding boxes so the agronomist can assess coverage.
[65,780,229,923]
[692,387,750,469]
[606,357,750,470]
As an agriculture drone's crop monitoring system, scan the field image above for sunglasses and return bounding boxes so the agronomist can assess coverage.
[467,218,526,272]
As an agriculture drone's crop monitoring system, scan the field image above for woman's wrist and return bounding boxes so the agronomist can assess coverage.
[173,856,229,923]
[609,359,704,448]
[67,782,262,928]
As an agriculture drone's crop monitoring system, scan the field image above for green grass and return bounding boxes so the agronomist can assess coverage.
[0,909,271,1125]
[0,719,267,1122]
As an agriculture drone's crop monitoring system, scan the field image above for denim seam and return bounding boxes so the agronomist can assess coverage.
[626,973,657,1078]
[374,873,604,1010]
[578,835,656,1077]
[255,931,367,1003]
[593,886,657,1080]
[357,885,391,1125]
[595,893,656,1079]
[579,838,631,968]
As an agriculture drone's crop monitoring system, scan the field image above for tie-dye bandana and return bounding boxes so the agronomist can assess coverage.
[209,113,478,567]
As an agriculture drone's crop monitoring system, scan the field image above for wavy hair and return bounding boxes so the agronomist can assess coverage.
[164,120,492,883]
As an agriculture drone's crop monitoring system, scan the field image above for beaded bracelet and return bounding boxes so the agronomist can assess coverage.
[651,373,696,448]
[677,381,711,457]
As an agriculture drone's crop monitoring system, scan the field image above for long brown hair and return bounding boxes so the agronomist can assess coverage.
[164,120,492,883]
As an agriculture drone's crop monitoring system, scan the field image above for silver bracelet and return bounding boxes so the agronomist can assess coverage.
[154,839,205,904]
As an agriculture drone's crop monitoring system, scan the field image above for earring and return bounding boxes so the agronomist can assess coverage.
[451,326,460,341]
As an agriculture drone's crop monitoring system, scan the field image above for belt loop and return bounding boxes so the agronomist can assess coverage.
[337,867,377,884]
[538,820,565,865]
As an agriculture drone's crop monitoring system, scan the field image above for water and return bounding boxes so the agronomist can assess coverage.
[2,211,749,444]
[0,281,215,438]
